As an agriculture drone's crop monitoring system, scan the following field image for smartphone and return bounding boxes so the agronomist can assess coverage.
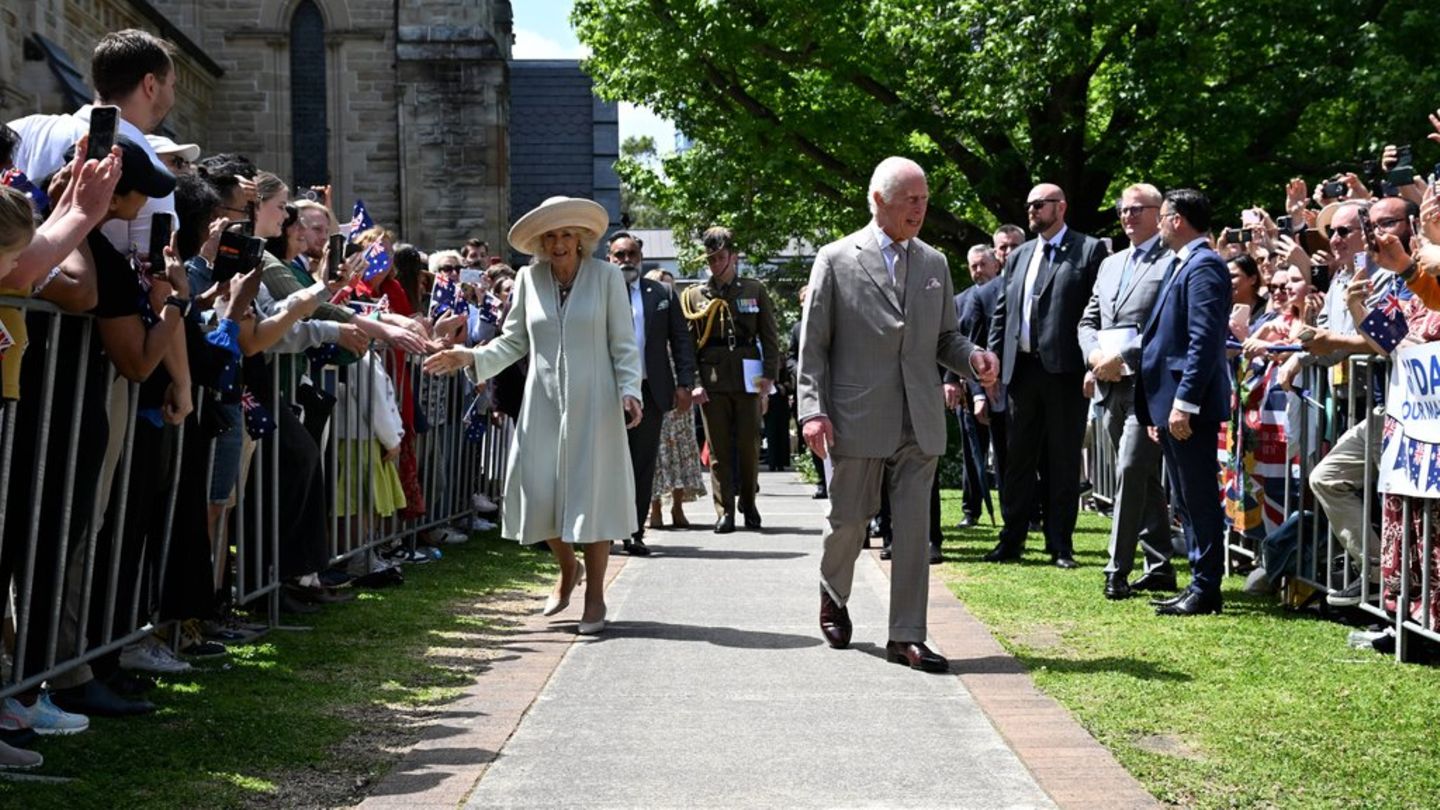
[1223,228,1251,246]
[1321,180,1347,199]
[1276,215,1294,235]
[326,233,345,279]
[86,106,119,161]
[1357,207,1378,252]
[1386,166,1416,186]
[148,212,173,277]
[1241,208,1261,228]
[1230,303,1251,325]
[212,229,266,284]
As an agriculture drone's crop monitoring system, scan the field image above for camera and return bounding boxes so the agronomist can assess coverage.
[1321,180,1347,199]
[1275,215,1294,236]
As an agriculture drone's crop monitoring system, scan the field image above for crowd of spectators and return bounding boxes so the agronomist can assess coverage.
[0,30,518,770]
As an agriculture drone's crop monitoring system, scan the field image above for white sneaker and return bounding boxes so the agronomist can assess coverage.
[428,527,469,546]
[119,637,194,675]
[1,693,89,736]
[471,516,497,532]
[473,492,498,512]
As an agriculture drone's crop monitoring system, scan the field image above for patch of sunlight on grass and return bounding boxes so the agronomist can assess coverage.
[211,772,277,794]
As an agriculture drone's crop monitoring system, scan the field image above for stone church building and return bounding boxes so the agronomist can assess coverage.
[0,0,517,252]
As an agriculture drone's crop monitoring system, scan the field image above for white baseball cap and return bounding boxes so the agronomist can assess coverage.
[145,134,201,163]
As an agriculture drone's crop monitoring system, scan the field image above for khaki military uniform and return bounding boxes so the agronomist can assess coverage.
[681,275,781,519]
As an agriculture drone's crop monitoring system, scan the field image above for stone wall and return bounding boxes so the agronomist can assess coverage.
[3,0,514,253]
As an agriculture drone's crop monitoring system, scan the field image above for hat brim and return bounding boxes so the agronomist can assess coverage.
[1314,201,1343,239]
[508,197,609,256]
[159,143,201,163]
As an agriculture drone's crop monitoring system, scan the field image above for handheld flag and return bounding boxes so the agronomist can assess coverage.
[347,199,374,242]
[2,167,50,213]
[362,239,390,282]
[1358,290,1409,354]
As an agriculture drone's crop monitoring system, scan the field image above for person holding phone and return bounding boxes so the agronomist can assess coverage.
[424,196,643,635]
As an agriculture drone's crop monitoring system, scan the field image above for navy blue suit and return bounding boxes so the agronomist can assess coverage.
[1137,240,1232,596]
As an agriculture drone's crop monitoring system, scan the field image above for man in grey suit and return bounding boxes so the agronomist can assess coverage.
[1077,184,1178,600]
[797,157,998,673]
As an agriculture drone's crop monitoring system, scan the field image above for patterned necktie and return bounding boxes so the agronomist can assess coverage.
[891,241,908,306]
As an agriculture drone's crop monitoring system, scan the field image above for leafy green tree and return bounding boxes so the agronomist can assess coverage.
[575,0,1439,261]
[619,135,670,228]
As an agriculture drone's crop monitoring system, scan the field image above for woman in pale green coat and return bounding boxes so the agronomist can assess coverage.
[425,197,642,634]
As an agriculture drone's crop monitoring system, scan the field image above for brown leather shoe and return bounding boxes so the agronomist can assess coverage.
[819,587,852,649]
[885,640,948,673]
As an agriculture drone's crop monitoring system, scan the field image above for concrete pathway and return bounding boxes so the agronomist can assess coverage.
[362,471,1158,809]
[462,473,1054,809]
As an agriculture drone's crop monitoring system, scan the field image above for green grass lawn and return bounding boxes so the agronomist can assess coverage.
[936,490,1440,809]
[0,535,555,809]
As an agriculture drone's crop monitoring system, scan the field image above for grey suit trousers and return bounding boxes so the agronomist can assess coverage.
[820,410,934,643]
[1100,384,1171,576]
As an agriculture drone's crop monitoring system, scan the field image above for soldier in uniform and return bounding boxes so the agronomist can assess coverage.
[681,227,782,533]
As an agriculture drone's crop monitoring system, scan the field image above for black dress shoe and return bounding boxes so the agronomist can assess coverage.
[50,678,156,717]
[714,513,736,534]
[813,485,828,499]
[103,669,157,697]
[1149,590,1189,608]
[1155,589,1223,616]
[624,537,652,556]
[743,509,762,529]
[1052,555,1078,570]
[1131,566,1179,593]
[280,591,322,615]
[983,545,1021,563]
[929,543,943,565]
[885,640,949,673]
[819,587,852,649]
[1104,573,1132,600]
[955,516,978,529]
[878,544,892,561]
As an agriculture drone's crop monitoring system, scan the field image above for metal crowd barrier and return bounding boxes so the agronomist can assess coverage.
[2,295,511,699]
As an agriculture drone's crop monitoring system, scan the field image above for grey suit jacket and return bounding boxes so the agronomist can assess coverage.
[796,226,978,458]
[1076,238,1176,407]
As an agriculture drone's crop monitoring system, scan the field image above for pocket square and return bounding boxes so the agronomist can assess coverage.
[925,277,942,290]
[657,298,670,311]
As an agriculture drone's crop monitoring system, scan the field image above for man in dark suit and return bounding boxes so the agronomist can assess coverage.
[1078,183,1177,600]
[1138,189,1231,616]
[609,233,698,556]
[788,286,827,499]
[986,184,1106,567]
[948,245,1002,528]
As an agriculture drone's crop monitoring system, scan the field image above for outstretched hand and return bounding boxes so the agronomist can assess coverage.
[802,415,835,460]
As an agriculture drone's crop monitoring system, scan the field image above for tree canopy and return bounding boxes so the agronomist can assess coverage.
[574,0,1440,261]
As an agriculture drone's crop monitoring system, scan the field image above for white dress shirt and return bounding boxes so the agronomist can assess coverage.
[629,280,647,380]
[1020,225,1067,353]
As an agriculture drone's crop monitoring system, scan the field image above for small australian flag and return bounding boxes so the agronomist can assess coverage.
[348,199,374,242]
[2,167,51,213]
[362,239,390,282]
[1358,289,1409,354]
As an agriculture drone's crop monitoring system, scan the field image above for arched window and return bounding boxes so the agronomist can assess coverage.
[290,0,328,186]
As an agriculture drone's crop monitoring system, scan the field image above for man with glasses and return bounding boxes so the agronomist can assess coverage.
[985,184,1106,567]
[608,232,697,553]
[1078,183,1177,599]
[681,227,781,533]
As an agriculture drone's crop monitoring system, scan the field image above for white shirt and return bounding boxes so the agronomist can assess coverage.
[7,105,177,258]
[629,281,647,380]
[1020,225,1067,353]
[871,222,910,284]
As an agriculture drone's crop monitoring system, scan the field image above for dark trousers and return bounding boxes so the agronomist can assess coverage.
[700,391,760,516]
[241,403,329,582]
[1159,423,1226,596]
[763,389,790,470]
[997,354,1087,557]
[627,381,666,540]
[957,406,989,520]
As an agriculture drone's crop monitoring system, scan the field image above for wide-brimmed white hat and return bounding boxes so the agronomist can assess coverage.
[508,196,609,257]
[144,134,201,163]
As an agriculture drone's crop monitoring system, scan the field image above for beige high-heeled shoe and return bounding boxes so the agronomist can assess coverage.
[542,560,585,616]
[577,605,607,635]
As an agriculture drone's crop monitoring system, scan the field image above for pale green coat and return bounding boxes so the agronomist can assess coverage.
[467,257,643,544]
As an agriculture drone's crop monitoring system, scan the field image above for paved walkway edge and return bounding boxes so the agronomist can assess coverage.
[876,551,1161,810]
[358,554,629,809]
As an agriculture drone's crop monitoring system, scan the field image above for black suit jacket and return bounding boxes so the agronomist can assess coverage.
[633,277,697,410]
[988,228,1105,384]
[946,276,1001,392]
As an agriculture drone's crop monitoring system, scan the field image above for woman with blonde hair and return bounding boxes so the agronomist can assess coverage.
[425,197,641,634]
